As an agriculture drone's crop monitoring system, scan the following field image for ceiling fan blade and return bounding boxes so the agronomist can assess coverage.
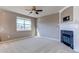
[36,12,39,14]
[30,11,32,13]
[36,10,43,12]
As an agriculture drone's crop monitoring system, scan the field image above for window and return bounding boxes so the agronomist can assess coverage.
[16,17,31,31]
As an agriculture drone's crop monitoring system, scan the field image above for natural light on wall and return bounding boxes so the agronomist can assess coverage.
[16,16,31,31]
[37,29,40,37]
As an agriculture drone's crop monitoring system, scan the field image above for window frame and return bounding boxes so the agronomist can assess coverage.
[16,16,32,31]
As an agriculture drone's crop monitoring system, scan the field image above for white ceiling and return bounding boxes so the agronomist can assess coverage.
[0,6,64,18]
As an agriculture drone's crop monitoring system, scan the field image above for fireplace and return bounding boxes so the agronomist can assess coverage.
[61,30,73,49]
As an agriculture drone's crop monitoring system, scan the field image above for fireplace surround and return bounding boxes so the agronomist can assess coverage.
[61,30,73,49]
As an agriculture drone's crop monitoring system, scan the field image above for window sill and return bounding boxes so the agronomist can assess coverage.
[16,30,32,32]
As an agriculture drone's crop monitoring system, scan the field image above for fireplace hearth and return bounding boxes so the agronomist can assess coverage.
[61,30,73,49]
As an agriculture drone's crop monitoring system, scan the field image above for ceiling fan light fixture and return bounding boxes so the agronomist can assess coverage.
[25,6,43,15]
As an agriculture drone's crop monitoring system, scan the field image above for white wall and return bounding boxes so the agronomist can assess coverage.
[37,13,59,41]
[73,6,79,52]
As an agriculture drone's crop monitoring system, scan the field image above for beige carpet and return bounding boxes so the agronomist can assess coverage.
[0,37,75,53]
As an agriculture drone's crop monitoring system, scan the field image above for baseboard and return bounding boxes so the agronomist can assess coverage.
[0,36,34,44]
[37,36,60,42]
[74,48,79,53]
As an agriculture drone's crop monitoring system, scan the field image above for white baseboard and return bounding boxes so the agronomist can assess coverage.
[36,36,60,42]
[74,48,79,53]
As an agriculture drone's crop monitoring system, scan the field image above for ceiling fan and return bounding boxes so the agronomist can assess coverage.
[25,6,43,14]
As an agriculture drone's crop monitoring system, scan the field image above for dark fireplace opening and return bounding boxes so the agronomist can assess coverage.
[61,30,73,49]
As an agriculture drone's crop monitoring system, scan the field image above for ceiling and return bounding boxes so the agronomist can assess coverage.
[0,6,64,18]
